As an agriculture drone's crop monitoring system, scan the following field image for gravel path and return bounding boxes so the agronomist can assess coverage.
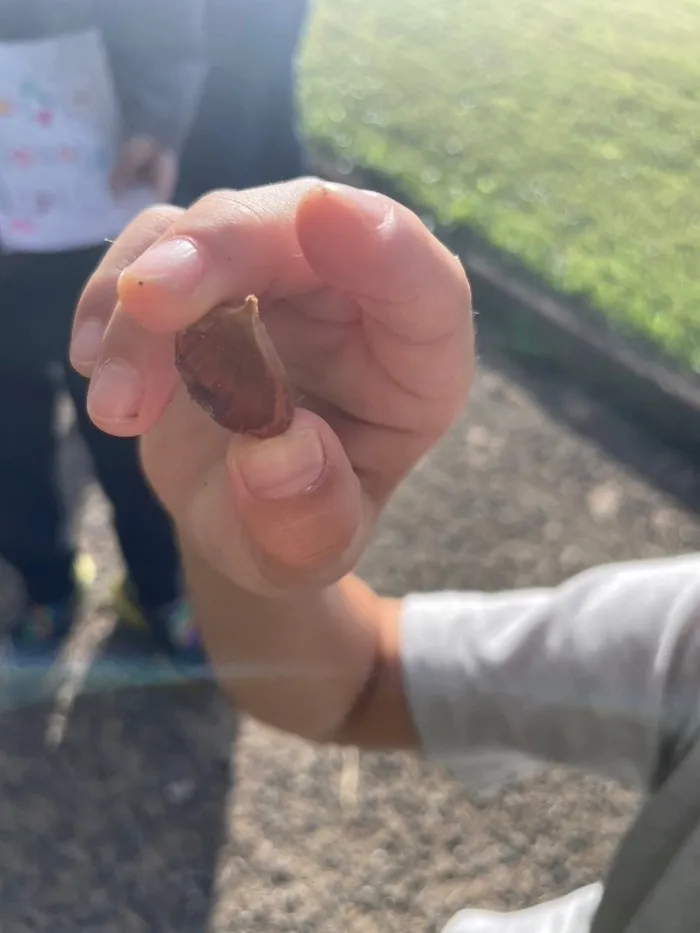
[1,342,699,932]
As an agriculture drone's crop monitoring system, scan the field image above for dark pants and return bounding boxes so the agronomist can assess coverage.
[0,0,311,607]
[178,0,311,201]
[0,249,181,608]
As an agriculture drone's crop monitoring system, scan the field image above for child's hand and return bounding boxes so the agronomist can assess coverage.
[111,137,178,203]
[71,179,473,598]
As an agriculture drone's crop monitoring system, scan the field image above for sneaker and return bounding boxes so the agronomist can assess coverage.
[9,594,77,657]
[150,598,207,670]
[7,552,94,659]
[113,581,206,670]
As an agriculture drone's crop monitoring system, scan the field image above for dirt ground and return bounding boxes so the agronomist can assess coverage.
[1,340,699,932]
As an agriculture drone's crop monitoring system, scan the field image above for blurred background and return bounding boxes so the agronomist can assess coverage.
[303,0,700,375]
[1,0,700,930]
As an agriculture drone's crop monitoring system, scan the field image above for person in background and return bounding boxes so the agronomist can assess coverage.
[0,0,207,660]
[177,0,311,202]
[74,179,700,932]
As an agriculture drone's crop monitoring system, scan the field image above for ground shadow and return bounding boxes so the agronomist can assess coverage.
[0,394,236,932]
[0,337,696,932]
[478,330,700,516]
[0,674,235,932]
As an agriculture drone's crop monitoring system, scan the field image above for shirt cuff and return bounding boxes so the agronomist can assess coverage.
[400,590,551,794]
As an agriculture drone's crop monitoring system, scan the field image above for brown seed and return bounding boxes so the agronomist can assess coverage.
[174,295,294,438]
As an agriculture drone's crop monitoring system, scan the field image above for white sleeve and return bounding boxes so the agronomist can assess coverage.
[401,554,700,792]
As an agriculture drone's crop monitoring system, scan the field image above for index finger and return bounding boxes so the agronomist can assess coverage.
[117,178,324,333]
[70,204,182,375]
[116,180,471,350]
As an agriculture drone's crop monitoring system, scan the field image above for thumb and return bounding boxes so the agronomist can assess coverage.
[182,410,369,595]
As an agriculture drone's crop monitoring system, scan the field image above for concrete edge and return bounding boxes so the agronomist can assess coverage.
[314,154,700,460]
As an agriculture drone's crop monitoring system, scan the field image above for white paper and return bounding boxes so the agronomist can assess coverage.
[0,30,155,253]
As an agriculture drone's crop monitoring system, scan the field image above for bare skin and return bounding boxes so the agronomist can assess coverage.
[111,137,178,203]
[70,178,474,748]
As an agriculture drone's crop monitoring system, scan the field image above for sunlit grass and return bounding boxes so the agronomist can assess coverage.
[300,0,700,372]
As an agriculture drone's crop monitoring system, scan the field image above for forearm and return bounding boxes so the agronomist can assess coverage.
[181,542,416,747]
[185,537,700,787]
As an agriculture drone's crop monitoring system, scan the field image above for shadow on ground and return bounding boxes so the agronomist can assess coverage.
[0,342,698,931]
[479,331,700,515]
[0,394,236,932]
[0,682,234,933]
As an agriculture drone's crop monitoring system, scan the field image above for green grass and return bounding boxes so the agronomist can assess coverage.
[300,0,700,373]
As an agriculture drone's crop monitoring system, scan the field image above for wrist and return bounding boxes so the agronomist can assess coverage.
[331,589,416,749]
[180,541,383,741]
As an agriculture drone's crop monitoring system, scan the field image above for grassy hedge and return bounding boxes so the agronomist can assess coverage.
[300,0,700,373]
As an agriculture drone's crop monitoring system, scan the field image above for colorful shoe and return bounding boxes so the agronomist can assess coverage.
[112,581,206,670]
[7,552,94,658]
[149,597,207,669]
[9,594,77,656]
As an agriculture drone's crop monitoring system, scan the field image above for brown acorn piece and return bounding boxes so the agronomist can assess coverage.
[174,295,294,438]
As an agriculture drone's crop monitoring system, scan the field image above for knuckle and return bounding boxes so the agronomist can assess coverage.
[192,188,246,219]
[134,203,182,232]
[192,188,230,211]
[258,510,357,589]
[77,205,181,317]
[293,533,353,575]
[194,189,269,229]
[184,191,273,261]
[105,207,182,272]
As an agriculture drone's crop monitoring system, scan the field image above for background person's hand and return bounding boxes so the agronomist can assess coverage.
[111,137,178,203]
[71,179,473,598]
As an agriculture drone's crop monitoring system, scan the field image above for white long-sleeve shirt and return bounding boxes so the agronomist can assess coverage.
[400,554,700,932]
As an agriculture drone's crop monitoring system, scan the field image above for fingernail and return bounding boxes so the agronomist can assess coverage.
[122,237,203,291]
[323,182,393,229]
[70,318,105,367]
[88,359,143,422]
[236,428,326,499]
